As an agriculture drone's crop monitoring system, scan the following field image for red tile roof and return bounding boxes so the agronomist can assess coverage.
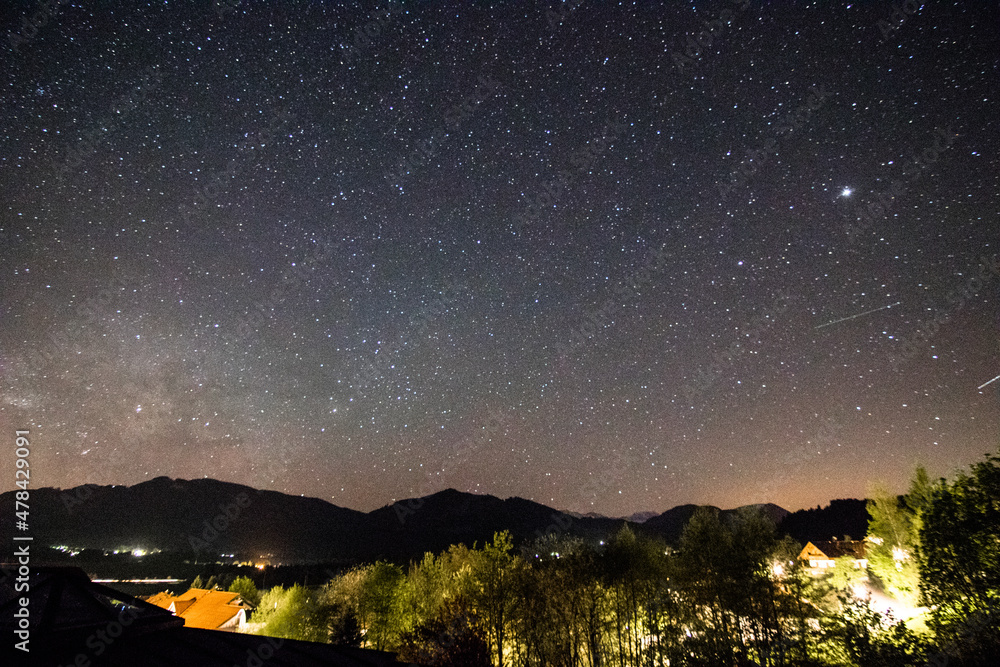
[149,588,248,630]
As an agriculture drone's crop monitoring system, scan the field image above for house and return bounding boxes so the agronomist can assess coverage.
[147,587,250,631]
[798,539,868,574]
[1,565,415,666]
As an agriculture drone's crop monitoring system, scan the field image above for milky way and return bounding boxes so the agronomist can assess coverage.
[1,1,997,516]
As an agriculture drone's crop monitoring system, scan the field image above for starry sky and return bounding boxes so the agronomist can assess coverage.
[1,1,997,517]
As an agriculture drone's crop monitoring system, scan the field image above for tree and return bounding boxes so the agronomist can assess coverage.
[253,584,330,642]
[205,573,234,591]
[728,507,786,666]
[677,506,791,666]
[603,526,686,667]
[827,555,867,595]
[773,536,832,665]
[825,594,926,667]
[918,450,1000,660]
[398,597,490,667]
[328,603,364,647]
[678,507,739,663]
[357,561,406,650]
[402,551,449,631]
[320,566,369,646]
[866,468,932,605]
[905,466,934,538]
[512,533,606,667]
[228,575,261,609]
[470,531,518,667]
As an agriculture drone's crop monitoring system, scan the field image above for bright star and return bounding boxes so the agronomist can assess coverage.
[841,187,852,197]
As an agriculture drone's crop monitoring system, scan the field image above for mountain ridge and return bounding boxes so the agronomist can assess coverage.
[1,477,862,563]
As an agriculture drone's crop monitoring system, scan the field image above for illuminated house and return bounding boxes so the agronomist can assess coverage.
[798,539,868,574]
[147,588,250,631]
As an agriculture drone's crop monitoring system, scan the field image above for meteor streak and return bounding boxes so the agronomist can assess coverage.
[978,375,1000,390]
[815,302,901,329]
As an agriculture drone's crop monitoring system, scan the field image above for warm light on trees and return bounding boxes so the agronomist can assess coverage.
[918,449,1000,659]
[866,467,932,605]
[228,575,261,609]
[357,560,407,651]
[469,531,518,667]
[243,455,1000,664]
[253,583,330,642]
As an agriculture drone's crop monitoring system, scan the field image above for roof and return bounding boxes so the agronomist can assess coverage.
[171,599,196,614]
[149,588,248,630]
[0,564,181,637]
[0,565,417,666]
[799,540,867,561]
[145,591,176,607]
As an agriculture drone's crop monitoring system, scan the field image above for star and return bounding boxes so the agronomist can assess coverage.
[1,0,995,518]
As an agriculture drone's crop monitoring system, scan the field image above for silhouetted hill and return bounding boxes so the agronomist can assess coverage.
[638,502,790,544]
[0,480,624,563]
[744,503,791,526]
[639,504,705,542]
[564,509,662,523]
[363,488,625,559]
[562,510,613,520]
[1,478,806,563]
[0,477,365,561]
[776,498,869,544]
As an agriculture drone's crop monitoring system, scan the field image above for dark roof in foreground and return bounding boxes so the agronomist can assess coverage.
[0,564,413,666]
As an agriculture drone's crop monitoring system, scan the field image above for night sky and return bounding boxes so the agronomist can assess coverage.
[2,1,997,517]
